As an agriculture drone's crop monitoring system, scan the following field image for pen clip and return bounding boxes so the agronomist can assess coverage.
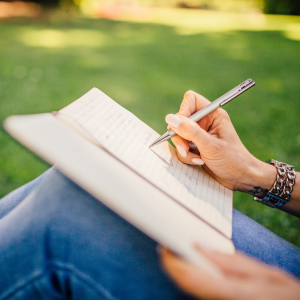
[220,79,255,106]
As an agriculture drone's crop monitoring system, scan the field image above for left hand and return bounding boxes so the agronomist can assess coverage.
[160,246,300,300]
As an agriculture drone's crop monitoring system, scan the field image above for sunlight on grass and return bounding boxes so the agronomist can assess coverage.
[18,9,300,50]
[20,29,108,48]
[284,23,300,41]
[19,26,156,48]
[91,7,300,41]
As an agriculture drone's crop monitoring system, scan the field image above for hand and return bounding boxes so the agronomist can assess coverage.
[160,246,300,300]
[166,91,276,195]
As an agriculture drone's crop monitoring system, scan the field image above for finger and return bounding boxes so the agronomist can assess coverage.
[194,244,274,278]
[177,91,230,134]
[160,248,237,299]
[171,135,204,166]
[177,91,211,118]
[166,114,212,151]
[171,135,190,156]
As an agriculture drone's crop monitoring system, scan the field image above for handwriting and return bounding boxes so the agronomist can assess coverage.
[59,88,232,236]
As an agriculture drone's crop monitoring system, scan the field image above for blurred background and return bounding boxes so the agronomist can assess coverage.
[0,0,300,247]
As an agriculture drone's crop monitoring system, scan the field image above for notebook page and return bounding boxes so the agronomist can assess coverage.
[4,113,235,277]
[59,88,233,237]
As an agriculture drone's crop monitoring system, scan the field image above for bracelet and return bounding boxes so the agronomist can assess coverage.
[253,159,296,208]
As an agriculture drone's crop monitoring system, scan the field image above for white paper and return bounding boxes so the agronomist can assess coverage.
[4,113,235,277]
[59,88,233,237]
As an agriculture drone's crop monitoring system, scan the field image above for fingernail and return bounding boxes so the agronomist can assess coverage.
[192,158,204,165]
[165,114,182,128]
[176,145,187,158]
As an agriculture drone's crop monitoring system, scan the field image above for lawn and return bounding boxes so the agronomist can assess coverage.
[0,9,300,247]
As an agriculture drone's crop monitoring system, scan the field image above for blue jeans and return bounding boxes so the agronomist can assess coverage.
[0,167,299,299]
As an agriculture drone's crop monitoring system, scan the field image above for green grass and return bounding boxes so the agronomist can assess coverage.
[0,10,300,247]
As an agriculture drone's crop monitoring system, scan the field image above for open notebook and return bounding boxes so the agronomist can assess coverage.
[4,88,234,277]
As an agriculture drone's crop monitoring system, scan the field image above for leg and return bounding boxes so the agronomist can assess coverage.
[0,168,53,219]
[0,168,192,300]
[232,208,300,279]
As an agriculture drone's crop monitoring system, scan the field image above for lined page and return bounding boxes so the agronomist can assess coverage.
[59,88,233,237]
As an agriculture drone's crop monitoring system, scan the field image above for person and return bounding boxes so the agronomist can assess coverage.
[0,91,299,299]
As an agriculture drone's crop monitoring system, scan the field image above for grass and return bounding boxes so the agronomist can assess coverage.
[0,9,300,247]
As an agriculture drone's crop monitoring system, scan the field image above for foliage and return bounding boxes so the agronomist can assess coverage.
[0,12,300,247]
[21,0,61,8]
[77,0,263,12]
[17,0,300,15]
[263,0,300,16]
[20,0,263,13]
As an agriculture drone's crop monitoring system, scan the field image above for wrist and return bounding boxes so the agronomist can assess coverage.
[238,159,277,197]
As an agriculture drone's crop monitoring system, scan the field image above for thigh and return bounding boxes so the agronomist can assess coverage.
[0,168,53,219]
[232,208,300,279]
[0,169,192,300]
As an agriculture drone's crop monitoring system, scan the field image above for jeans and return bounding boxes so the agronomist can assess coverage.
[0,167,299,299]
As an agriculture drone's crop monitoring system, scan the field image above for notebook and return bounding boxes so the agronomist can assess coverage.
[4,88,234,277]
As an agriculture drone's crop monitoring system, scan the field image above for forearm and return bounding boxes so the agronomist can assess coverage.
[280,172,300,217]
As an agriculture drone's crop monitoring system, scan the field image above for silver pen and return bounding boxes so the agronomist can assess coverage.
[149,78,255,148]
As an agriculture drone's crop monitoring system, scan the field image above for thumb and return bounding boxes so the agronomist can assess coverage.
[165,114,212,149]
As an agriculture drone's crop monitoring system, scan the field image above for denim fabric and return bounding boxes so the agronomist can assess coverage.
[0,168,191,300]
[233,209,300,278]
[0,167,299,299]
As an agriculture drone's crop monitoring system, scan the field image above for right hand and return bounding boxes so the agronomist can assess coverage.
[166,90,276,195]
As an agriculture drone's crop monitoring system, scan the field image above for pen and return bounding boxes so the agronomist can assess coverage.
[149,78,255,148]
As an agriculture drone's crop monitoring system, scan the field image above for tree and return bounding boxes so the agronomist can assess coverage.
[263,0,300,15]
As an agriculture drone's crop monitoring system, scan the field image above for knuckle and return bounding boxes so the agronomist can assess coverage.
[183,90,196,102]
[219,108,230,119]
[188,121,199,136]
[213,108,231,125]
[179,102,188,112]
[184,90,195,97]
[181,120,201,141]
